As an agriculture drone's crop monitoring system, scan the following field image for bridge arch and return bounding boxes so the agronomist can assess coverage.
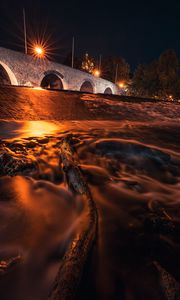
[0,61,18,85]
[104,87,113,95]
[80,80,95,93]
[40,70,67,90]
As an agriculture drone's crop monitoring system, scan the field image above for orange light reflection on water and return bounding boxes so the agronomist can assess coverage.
[14,121,59,138]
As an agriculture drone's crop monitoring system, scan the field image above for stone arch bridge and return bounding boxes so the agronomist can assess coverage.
[0,47,119,95]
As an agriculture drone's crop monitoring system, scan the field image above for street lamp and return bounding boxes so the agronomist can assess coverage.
[93,69,101,77]
[118,81,125,88]
[33,45,45,58]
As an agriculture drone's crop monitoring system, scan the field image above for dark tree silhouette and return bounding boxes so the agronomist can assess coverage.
[131,49,180,99]
[158,49,179,97]
[132,61,160,97]
[101,56,130,83]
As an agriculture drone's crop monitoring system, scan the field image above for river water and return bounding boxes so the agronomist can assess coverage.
[0,89,180,300]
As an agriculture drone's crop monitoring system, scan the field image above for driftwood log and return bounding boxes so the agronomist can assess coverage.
[49,137,98,300]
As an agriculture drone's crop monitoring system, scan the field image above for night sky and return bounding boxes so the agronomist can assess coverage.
[0,0,180,69]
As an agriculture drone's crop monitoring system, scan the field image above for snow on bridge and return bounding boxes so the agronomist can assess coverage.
[0,47,119,95]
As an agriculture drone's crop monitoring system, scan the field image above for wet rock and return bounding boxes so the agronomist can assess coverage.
[26,140,39,148]
[8,142,26,153]
[0,255,21,275]
[154,261,180,300]
[37,137,49,144]
[0,152,37,176]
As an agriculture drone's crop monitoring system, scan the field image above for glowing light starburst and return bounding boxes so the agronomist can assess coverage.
[93,69,101,77]
[29,41,47,59]
[34,45,44,57]
[118,81,125,88]
[28,33,52,60]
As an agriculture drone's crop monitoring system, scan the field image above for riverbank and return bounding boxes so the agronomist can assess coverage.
[0,85,179,121]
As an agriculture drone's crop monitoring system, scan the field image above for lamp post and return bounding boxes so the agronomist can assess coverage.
[99,54,102,70]
[72,36,75,68]
[115,64,118,84]
[23,8,27,54]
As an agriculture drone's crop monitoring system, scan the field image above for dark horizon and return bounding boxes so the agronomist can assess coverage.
[0,0,180,69]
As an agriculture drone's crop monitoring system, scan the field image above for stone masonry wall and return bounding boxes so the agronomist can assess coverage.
[0,47,119,94]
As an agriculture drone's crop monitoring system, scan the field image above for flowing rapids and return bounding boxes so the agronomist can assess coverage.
[0,87,179,300]
[0,119,179,300]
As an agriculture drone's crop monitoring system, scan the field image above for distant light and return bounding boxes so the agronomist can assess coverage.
[33,86,43,90]
[93,69,101,77]
[118,81,125,88]
[33,45,45,58]
[168,95,173,101]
